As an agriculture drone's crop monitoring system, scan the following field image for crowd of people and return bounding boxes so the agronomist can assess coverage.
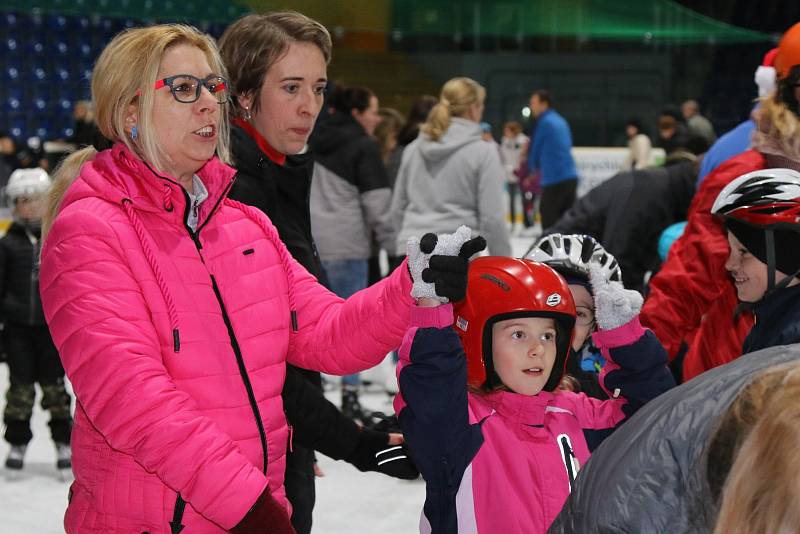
[2,7,800,534]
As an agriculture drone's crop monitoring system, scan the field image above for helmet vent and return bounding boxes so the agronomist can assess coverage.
[480,273,510,291]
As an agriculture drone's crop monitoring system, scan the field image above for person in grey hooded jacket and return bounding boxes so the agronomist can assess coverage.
[389,77,512,256]
[548,343,800,534]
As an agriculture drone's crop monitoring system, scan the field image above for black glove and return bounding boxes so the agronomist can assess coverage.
[420,234,487,302]
[345,427,420,480]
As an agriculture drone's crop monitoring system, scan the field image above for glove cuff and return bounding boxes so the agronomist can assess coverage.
[592,316,645,349]
[411,303,454,328]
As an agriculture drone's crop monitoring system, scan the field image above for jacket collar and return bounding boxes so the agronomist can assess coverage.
[753,282,800,327]
[63,143,236,227]
[484,389,567,427]
[233,118,286,166]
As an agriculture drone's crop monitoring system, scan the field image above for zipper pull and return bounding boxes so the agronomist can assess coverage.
[287,422,294,453]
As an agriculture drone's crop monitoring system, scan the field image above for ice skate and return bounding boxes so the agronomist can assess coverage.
[56,442,72,481]
[341,385,368,424]
[5,444,27,471]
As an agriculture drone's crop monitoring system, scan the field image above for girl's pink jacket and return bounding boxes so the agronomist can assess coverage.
[394,305,674,533]
[40,144,413,533]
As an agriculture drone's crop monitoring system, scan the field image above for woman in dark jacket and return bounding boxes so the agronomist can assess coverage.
[309,85,397,418]
[219,13,417,534]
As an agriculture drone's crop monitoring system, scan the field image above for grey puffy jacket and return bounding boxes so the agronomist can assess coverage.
[549,344,800,533]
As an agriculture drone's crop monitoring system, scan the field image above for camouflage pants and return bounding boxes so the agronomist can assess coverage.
[3,323,72,445]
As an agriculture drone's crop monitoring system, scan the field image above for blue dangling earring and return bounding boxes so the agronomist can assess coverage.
[131,125,138,141]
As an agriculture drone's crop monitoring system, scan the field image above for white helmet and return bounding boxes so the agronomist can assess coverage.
[525,233,622,282]
[5,168,51,206]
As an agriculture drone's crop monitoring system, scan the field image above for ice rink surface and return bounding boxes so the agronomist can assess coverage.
[0,362,427,534]
[0,236,536,532]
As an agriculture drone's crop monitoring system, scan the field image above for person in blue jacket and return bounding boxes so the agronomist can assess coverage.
[528,90,578,230]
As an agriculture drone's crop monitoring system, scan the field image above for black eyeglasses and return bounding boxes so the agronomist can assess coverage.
[153,74,229,104]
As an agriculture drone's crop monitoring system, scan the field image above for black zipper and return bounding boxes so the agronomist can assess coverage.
[177,183,269,475]
[208,271,269,473]
[29,234,38,325]
[559,435,577,491]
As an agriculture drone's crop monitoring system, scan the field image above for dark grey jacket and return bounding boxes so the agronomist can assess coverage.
[549,344,800,534]
[310,113,395,260]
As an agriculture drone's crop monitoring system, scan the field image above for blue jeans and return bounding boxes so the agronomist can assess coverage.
[321,259,368,386]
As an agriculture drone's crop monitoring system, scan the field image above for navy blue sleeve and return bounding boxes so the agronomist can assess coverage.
[603,330,676,418]
[397,326,484,532]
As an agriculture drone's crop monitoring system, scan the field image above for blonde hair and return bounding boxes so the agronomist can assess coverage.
[421,77,486,142]
[43,24,230,239]
[711,363,800,534]
[753,93,800,162]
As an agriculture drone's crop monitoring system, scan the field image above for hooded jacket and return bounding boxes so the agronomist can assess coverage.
[390,118,512,257]
[309,112,395,261]
[641,150,761,380]
[549,344,800,534]
[40,143,413,533]
[395,305,673,533]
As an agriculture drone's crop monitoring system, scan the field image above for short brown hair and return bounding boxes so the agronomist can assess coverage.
[532,89,551,106]
[219,11,332,115]
[503,121,522,136]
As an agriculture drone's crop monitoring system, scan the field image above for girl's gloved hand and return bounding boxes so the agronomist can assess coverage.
[589,265,643,331]
[407,225,486,303]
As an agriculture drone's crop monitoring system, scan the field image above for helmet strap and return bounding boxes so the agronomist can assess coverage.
[754,228,800,304]
[766,228,776,292]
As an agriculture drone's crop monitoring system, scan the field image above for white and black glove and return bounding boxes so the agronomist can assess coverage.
[345,428,419,480]
[407,226,487,303]
[589,265,643,331]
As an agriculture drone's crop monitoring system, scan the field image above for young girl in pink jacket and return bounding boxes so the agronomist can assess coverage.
[395,228,675,533]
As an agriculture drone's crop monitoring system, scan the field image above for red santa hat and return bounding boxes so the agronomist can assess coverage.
[755,48,778,98]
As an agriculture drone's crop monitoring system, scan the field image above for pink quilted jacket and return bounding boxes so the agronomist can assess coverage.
[40,144,414,533]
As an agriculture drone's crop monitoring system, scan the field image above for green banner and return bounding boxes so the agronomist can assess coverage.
[392,0,771,44]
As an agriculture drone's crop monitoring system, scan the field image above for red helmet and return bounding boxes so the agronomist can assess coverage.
[711,168,800,230]
[453,256,576,392]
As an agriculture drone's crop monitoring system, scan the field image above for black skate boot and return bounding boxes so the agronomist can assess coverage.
[5,444,27,470]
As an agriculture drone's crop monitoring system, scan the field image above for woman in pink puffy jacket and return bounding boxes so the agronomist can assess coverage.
[37,24,458,534]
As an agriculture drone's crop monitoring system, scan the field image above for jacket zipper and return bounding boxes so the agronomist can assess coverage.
[167,180,269,531]
[28,231,39,325]
[557,433,579,492]
[179,185,269,474]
